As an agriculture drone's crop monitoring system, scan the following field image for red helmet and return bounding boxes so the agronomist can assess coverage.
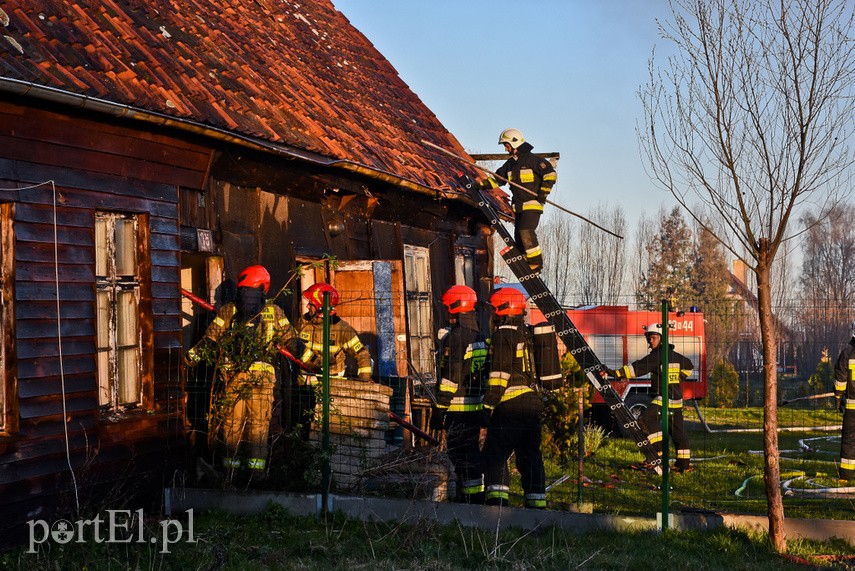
[303,283,339,310]
[236,265,270,294]
[442,285,477,314]
[490,288,526,316]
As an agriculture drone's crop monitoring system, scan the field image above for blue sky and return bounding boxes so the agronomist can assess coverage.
[331,0,680,222]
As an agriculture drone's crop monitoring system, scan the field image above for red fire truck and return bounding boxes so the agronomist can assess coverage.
[529,304,707,427]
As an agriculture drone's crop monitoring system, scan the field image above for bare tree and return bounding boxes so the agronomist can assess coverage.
[539,208,577,306]
[629,212,653,305]
[639,0,855,552]
[576,203,627,305]
[799,204,855,371]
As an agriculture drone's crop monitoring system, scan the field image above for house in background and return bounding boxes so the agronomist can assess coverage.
[0,0,507,540]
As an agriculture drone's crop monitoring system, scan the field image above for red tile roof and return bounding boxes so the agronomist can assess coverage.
[0,0,504,207]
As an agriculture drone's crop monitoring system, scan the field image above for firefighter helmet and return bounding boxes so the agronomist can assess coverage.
[643,323,663,337]
[236,265,270,294]
[490,288,527,316]
[498,128,525,149]
[442,285,477,314]
[304,283,339,310]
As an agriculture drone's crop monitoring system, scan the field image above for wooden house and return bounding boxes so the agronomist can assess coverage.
[0,0,506,540]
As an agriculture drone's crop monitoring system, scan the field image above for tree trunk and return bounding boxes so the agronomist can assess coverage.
[756,248,786,552]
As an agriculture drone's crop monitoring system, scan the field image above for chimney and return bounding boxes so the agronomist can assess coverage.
[733,259,748,285]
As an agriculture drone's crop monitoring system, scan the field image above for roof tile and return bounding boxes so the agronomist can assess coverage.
[0,0,494,200]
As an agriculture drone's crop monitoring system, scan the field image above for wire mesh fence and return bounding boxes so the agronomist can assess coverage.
[182,287,854,521]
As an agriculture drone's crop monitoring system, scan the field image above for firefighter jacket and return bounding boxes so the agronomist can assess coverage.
[482,142,557,214]
[614,344,693,405]
[835,338,855,403]
[294,313,372,383]
[436,312,488,412]
[186,301,294,367]
[484,317,563,411]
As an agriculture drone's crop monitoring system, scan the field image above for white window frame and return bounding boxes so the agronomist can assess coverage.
[96,212,143,411]
[403,245,434,381]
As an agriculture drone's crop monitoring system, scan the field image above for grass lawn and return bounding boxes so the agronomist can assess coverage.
[4,504,854,570]
[539,405,854,520]
[4,405,854,569]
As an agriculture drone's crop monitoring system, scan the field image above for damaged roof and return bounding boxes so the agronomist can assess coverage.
[0,0,505,207]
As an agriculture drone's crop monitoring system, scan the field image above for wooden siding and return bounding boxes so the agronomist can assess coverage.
[0,101,209,537]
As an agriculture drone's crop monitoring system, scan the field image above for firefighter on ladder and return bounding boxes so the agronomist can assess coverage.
[430,285,489,503]
[482,288,562,507]
[608,323,694,473]
[184,265,295,480]
[834,322,855,480]
[477,128,556,273]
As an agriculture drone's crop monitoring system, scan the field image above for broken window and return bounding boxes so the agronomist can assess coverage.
[95,212,142,410]
[404,245,435,380]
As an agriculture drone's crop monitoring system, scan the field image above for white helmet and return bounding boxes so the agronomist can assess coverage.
[644,323,663,337]
[498,128,525,149]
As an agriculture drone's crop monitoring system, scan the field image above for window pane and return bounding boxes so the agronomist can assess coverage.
[587,335,623,370]
[628,336,650,367]
[95,217,108,277]
[114,219,137,276]
[96,291,110,349]
[117,290,138,346]
[118,347,140,405]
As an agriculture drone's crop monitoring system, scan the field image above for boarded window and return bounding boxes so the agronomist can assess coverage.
[95,212,143,410]
[404,245,434,380]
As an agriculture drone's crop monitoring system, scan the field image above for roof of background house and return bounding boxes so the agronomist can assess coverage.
[0,0,508,210]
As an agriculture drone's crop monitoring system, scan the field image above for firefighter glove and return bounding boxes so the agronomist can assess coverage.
[184,348,201,368]
[429,408,446,430]
[838,395,846,413]
[479,408,492,428]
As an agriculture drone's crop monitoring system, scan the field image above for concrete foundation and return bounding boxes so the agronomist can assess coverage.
[165,487,855,545]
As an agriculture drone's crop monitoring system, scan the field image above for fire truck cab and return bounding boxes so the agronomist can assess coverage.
[528,304,707,432]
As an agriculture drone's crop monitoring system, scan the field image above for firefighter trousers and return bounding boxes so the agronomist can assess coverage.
[514,210,543,271]
[483,404,546,508]
[840,404,855,480]
[219,363,275,470]
[640,403,690,470]
[445,411,484,502]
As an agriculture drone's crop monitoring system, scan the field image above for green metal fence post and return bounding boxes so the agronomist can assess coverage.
[321,291,331,513]
[660,299,670,530]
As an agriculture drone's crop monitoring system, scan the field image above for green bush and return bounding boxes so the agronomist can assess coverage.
[542,353,595,464]
[710,361,739,408]
[808,350,834,394]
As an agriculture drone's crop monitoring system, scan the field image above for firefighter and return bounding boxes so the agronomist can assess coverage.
[608,323,694,472]
[293,283,373,382]
[430,285,489,503]
[482,288,563,508]
[184,265,295,478]
[478,128,556,273]
[834,322,855,480]
[289,283,373,430]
